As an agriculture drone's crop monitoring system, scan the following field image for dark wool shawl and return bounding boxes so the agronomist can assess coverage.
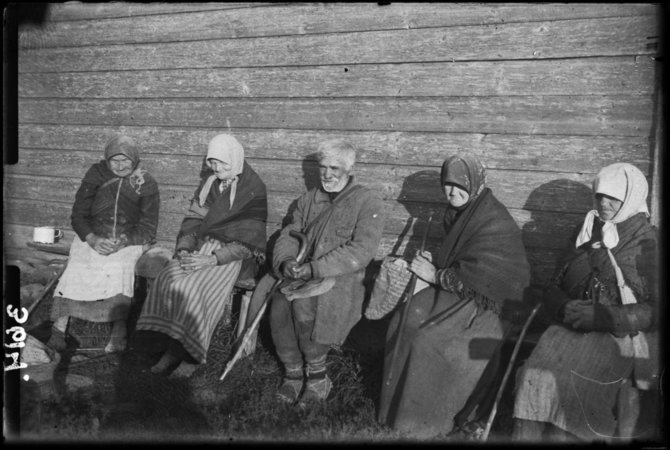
[544,212,658,333]
[436,187,530,306]
[177,161,267,277]
[71,160,160,245]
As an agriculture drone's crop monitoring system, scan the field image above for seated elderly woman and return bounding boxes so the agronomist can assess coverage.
[513,163,659,442]
[135,134,267,377]
[49,134,160,353]
[377,155,531,439]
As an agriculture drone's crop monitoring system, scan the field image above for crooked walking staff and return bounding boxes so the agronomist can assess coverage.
[384,212,433,388]
[220,230,309,382]
[481,301,542,441]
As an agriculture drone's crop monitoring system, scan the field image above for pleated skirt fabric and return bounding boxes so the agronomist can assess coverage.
[135,253,242,364]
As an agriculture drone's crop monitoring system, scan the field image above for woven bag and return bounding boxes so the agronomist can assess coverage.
[365,257,413,320]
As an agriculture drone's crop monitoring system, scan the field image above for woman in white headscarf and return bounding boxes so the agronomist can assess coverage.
[135,134,267,377]
[512,163,659,442]
[49,134,160,353]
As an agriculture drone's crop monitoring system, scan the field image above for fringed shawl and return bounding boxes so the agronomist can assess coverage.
[178,160,267,263]
[436,188,530,305]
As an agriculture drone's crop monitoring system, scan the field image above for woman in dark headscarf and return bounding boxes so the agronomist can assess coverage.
[49,134,160,353]
[513,163,659,442]
[135,134,267,377]
[378,155,531,439]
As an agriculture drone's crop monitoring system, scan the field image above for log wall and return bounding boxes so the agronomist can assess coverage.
[6,3,662,288]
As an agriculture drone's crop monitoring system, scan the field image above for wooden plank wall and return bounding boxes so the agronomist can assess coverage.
[6,3,661,288]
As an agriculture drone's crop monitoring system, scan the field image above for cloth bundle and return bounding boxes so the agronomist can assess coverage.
[365,257,413,320]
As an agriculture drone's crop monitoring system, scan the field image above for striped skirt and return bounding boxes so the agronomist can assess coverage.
[135,241,242,364]
[513,325,635,441]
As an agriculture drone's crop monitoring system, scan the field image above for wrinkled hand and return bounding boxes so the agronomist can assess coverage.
[563,299,595,330]
[291,263,313,281]
[281,259,299,279]
[179,253,217,273]
[409,251,436,284]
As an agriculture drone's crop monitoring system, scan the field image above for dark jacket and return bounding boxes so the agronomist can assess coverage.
[71,161,159,245]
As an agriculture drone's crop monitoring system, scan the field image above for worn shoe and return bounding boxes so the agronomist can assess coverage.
[298,375,332,408]
[276,377,304,404]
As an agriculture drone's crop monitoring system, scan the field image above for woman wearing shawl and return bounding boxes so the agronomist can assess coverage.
[135,134,267,377]
[513,163,659,442]
[49,134,160,353]
[378,155,531,438]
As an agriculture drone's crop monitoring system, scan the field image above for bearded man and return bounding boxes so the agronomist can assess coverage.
[269,139,385,407]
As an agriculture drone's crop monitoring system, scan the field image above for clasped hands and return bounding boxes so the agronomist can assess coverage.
[280,258,313,281]
[177,249,217,273]
[562,299,595,330]
[86,233,129,256]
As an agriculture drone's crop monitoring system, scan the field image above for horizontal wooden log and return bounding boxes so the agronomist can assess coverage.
[5,157,605,213]
[18,57,655,98]
[16,125,652,174]
[17,96,654,136]
[18,16,657,72]
[41,3,274,22]
[19,3,657,48]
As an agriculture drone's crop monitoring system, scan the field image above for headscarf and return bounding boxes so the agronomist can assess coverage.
[198,134,245,208]
[102,134,147,194]
[440,155,487,206]
[104,134,140,170]
[575,163,649,249]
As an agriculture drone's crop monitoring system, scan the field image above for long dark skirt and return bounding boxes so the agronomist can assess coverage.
[378,287,507,439]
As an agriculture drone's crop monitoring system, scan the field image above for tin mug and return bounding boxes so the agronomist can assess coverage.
[33,227,64,244]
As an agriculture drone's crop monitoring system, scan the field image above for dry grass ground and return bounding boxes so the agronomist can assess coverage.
[14,282,519,443]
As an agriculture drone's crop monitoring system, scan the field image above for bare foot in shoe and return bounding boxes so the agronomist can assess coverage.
[150,351,181,374]
[104,337,127,354]
[169,361,199,379]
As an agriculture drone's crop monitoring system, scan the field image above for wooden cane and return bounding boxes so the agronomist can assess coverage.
[220,230,308,382]
[481,302,542,441]
[384,213,433,387]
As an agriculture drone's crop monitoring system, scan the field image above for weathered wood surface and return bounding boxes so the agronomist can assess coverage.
[6,162,601,213]
[41,3,275,22]
[19,3,656,48]
[19,57,655,98]
[19,15,657,73]
[3,175,589,251]
[7,3,661,291]
[17,96,654,137]
[16,125,652,173]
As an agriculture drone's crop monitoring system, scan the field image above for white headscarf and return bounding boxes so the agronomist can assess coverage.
[198,134,245,208]
[575,163,649,249]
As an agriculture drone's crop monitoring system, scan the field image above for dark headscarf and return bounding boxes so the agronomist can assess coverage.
[440,155,487,205]
[436,155,530,305]
[104,134,140,171]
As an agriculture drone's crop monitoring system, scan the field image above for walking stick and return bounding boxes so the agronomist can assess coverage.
[481,302,542,441]
[384,213,433,387]
[220,230,309,381]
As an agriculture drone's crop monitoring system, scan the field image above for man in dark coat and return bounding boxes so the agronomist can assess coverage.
[270,139,385,407]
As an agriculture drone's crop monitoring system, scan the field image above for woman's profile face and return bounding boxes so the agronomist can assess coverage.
[443,183,470,208]
[208,158,234,180]
[595,193,623,221]
[108,154,134,177]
